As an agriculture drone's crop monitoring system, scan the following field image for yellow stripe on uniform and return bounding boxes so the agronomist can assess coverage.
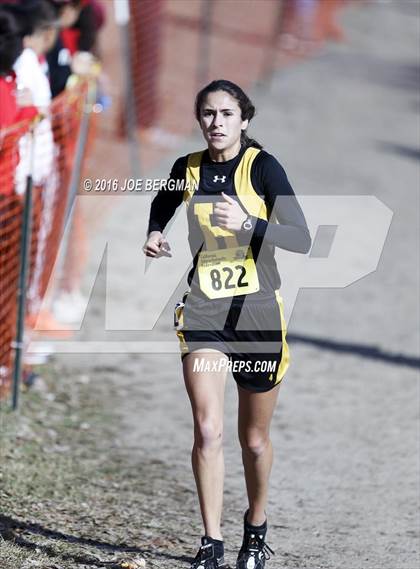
[193,202,219,250]
[184,151,204,203]
[175,301,189,356]
[234,147,268,221]
[184,147,271,252]
[274,290,290,385]
[185,150,238,250]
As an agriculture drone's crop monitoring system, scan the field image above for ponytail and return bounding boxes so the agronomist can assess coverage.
[240,131,263,149]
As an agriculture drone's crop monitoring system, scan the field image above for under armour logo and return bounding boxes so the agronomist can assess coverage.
[213,175,226,183]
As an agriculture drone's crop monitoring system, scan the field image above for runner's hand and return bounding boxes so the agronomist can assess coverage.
[143,231,172,258]
[213,192,247,232]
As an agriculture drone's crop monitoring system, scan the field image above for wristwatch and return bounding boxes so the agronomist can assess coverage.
[241,216,253,231]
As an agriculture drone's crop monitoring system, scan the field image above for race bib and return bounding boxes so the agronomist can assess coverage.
[197,246,260,299]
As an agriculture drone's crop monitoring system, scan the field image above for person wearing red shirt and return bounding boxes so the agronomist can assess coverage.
[0,9,37,196]
[0,10,37,128]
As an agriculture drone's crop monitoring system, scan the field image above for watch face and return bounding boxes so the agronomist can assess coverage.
[243,219,253,231]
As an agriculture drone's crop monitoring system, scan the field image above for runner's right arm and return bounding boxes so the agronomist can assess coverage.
[147,156,187,235]
[144,157,187,258]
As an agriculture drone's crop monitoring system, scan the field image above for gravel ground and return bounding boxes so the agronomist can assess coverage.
[12,2,420,568]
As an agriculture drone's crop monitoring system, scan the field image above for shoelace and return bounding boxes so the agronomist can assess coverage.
[193,542,215,567]
[244,533,275,561]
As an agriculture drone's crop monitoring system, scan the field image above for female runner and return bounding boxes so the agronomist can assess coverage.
[143,80,311,569]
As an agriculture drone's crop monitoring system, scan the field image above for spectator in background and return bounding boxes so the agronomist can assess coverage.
[6,0,62,331]
[47,0,103,97]
[0,8,37,198]
[44,1,105,324]
[0,7,39,385]
[10,0,57,194]
[12,0,58,112]
[61,0,103,55]
[0,10,37,131]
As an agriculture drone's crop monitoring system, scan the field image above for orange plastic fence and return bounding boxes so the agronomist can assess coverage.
[0,81,90,400]
[125,0,348,139]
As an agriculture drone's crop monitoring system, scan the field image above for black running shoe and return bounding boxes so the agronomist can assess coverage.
[236,512,274,569]
[191,536,226,569]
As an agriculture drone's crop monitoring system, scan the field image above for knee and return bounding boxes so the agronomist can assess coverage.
[240,431,270,457]
[194,417,223,452]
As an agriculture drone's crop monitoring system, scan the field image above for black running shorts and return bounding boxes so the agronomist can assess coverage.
[174,291,290,393]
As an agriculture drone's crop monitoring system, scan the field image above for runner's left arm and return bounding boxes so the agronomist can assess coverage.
[249,153,312,253]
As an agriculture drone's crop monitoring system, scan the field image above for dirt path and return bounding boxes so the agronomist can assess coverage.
[46,2,419,568]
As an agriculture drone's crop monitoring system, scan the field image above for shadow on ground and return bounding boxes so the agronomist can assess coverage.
[0,514,191,567]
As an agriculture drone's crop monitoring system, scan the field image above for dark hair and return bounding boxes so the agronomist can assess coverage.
[2,0,57,37]
[29,0,58,33]
[48,0,82,16]
[0,10,23,73]
[194,79,263,149]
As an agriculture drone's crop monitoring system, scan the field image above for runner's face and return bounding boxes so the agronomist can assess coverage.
[199,91,249,159]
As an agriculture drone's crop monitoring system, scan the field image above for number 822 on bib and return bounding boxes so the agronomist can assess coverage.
[197,246,260,300]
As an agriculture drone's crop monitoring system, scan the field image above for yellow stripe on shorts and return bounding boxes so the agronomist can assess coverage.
[274,290,290,385]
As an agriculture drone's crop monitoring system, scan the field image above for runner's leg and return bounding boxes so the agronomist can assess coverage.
[237,383,281,526]
[183,349,229,540]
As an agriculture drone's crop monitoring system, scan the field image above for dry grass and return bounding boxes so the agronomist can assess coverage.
[0,363,193,569]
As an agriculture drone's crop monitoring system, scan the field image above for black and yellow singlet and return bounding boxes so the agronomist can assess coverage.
[148,144,311,391]
[148,144,311,308]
